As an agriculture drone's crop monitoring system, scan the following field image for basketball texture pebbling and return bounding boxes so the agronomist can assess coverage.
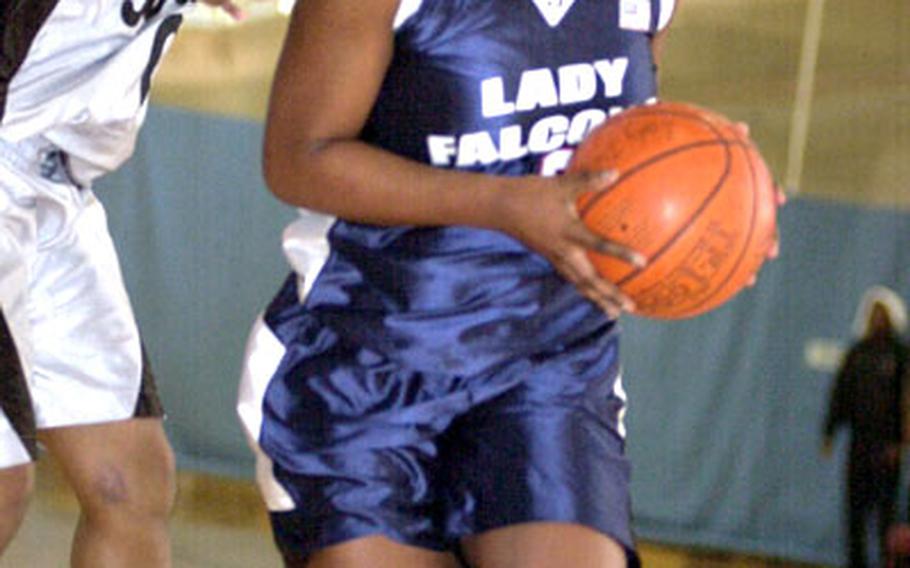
[569,101,778,319]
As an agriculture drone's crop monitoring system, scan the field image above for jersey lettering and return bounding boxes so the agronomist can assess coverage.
[121,0,166,26]
[431,57,633,168]
[120,0,188,103]
[429,106,630,167]
[481,58,629,119]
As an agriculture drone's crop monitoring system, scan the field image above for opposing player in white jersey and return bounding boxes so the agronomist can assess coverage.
[0,0,243,565]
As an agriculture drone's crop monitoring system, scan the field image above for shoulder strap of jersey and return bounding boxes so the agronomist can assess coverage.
[651,0,676,33]
[394,0,424,30]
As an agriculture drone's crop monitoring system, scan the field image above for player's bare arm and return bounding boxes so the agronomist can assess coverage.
[649,0,677,65]
[264,0,639,315]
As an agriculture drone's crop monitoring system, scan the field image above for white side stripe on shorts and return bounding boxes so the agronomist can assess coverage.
[237,315,295,512]
[613,370,628,439]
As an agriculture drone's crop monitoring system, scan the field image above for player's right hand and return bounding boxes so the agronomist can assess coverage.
[492,171,647,318]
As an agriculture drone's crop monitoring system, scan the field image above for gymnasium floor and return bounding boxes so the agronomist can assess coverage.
[1,461,829,568]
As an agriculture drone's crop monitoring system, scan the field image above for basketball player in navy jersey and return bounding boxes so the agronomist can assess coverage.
[238,0,774,566]
[237,0,673,566]
[0,0,242,565]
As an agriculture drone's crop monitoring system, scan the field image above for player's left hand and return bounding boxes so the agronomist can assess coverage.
[200,0,248,20]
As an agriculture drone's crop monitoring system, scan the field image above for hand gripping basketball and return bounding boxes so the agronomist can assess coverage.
[569,101,779,319]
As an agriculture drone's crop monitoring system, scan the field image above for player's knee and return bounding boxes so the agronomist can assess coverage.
[79,450,176,523]
[0,465,34,536]
[0,465,33,507]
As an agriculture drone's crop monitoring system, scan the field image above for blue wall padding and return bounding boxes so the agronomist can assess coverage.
[96,106,909,566]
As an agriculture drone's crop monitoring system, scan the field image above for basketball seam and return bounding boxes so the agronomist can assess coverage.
[578,139,728,218]
[577,105,730,218]
[674,140,762,317]
[609,139,735,287]
[574,105,766,318]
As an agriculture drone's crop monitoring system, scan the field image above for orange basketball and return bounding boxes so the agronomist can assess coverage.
[569,101,778,319]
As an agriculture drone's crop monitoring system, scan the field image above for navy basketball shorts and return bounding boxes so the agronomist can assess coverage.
[239,284,638,564]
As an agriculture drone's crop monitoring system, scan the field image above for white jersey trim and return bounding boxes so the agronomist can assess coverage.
[1,0,188,178]
[237,315,295,512]
[281,209,335,301]
[394,0,423,30]
[237,210,333,511]
[657,0,676,31]
[613,370,628,439]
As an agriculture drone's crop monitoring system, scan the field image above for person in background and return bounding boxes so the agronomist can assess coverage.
[824,286,909,568]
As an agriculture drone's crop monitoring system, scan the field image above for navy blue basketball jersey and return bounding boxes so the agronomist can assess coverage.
[365,0,669,175]
[270,0,675,378]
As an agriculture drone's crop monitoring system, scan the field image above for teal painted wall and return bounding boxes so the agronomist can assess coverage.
[96,106,910,566]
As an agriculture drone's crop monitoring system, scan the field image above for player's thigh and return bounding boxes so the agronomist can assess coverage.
[38,417,174,512]
[460,522,627,568]
[300,535,460,568]
[0,462,34,550]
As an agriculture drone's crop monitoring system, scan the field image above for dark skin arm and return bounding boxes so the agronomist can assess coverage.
[263,0,663,316]
[650,5,674,66]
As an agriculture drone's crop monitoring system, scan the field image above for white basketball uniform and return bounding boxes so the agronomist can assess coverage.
[0,0,189,467]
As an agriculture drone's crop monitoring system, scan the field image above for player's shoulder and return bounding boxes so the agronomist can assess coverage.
[394,0,679,32]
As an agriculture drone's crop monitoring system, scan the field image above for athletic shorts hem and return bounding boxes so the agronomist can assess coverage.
[270,514,448,563]
[271,514,638,566]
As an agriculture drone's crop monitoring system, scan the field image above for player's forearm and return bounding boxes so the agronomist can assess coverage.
[263,137,520,232]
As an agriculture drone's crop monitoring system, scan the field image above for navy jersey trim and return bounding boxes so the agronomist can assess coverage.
[649,0,661,33]
[0,0,60,124]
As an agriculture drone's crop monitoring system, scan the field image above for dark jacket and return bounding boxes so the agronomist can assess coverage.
[824,333,909,461]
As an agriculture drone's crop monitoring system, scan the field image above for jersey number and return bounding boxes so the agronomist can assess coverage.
[140,14,183,102]
[121,0,187,103]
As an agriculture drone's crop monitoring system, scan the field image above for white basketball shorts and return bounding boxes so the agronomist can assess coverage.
[0,135,161,468]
